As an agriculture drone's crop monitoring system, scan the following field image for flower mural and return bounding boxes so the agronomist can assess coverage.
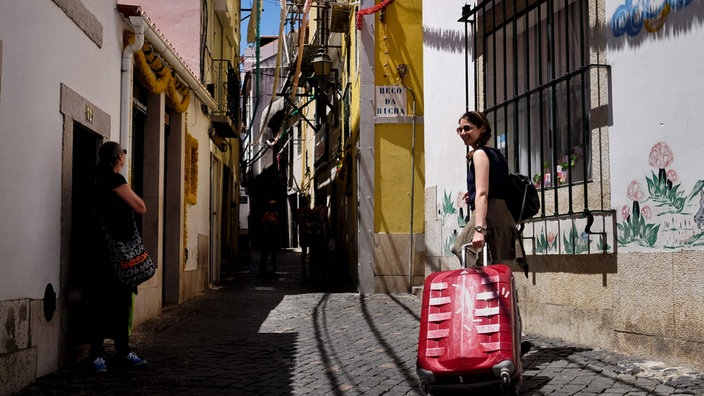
[618,142,704,249]
[440,190,465,255]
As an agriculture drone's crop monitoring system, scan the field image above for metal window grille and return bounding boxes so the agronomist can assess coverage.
[460,0,615,254]
[211,59,240,126]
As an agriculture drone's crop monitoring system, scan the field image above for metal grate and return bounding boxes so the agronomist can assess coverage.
[211,59,240,126]
[460,0,616,254]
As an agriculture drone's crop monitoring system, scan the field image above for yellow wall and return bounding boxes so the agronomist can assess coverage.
[373,1,424,233]
[376,125,425,233]
[374,1,424,114]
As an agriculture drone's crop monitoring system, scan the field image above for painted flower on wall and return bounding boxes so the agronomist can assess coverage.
[627,180,645,201]
[622,205,630,221]
[667,169,678,182]
[536,228,558,254]
[627,180,645,219]
[563,224,591,254]
[547,231,556,245]
[641,205,652,220]
[649,142,674,183]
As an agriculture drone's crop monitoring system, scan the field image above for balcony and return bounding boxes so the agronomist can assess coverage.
[208,59,240,138]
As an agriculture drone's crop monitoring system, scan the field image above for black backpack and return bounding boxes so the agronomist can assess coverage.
[505,172,540,222]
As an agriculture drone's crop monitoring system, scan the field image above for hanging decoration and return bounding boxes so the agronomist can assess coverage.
[166,77,191,113]
[356,0,396,29]
[183,114,198,265]
[127,32,191,113]
[259,0,289,147]
[184,131,199,205]
[289,0,313,105]
[247,0,262,44]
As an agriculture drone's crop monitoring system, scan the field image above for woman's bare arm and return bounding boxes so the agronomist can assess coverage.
[113,184,147,215]
[471,150,490,248]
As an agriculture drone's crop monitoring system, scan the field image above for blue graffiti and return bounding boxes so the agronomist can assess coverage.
[611,0,694,37]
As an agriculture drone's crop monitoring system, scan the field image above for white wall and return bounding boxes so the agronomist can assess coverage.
[423,0,473,192]
[422,1,476,256]
[0,0,123,300]
[185,103,213,271]
[607,0,704,251]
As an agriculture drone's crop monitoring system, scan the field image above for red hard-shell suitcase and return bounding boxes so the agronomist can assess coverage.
[417,244,522,394]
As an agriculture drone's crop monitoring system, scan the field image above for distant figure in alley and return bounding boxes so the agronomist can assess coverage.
[256,200,281,276]
[296,200,329,279]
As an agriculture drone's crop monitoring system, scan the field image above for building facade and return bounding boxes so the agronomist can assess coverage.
[423,0,704,369]
[0,1,241,393]
[352,0,426,294]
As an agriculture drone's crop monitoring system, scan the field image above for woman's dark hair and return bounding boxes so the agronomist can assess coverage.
[96,141,123,174]
[459,111,492,147]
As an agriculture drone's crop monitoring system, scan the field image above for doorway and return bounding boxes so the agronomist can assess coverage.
[66,123,101,359]
[210,154,222,284]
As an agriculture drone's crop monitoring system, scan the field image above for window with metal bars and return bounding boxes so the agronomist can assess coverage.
[461,0,611,220]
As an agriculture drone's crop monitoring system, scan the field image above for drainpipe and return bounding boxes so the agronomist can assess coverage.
[120,16,146,177]
[398,64,417,293]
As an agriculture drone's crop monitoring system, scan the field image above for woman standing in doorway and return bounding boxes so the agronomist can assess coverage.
[87,141,147,373]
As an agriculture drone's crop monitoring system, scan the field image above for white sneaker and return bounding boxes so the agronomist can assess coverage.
[125,352,147,367]
[92,357,107,373]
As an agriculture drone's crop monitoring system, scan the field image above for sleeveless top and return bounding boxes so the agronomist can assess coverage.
[466,146,509,211]
[95,171,134,242]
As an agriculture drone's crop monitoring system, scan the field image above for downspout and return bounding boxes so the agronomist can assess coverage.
[408,97,417,292]
[120,16,146,177]
[398,64,417,293]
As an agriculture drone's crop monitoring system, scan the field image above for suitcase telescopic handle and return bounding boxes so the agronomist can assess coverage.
[460,242,489,268]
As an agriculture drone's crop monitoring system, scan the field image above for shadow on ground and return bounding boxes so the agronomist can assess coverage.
[15,249,354,396]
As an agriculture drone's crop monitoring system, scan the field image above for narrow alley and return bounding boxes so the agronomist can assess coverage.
[15,250,704,395]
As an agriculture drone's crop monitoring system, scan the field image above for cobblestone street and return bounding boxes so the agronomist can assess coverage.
[15,249,704,395]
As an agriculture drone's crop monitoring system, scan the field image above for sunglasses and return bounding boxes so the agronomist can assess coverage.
[456,125,475,133]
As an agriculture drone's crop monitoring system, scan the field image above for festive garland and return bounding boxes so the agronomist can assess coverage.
[128,32,191,113]
[167,76,191,113]
[184,130,199,205]
[356,0,396,29]
[183,120,198,265]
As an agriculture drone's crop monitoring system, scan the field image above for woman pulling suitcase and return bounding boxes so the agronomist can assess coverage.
[417,111,528,395]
